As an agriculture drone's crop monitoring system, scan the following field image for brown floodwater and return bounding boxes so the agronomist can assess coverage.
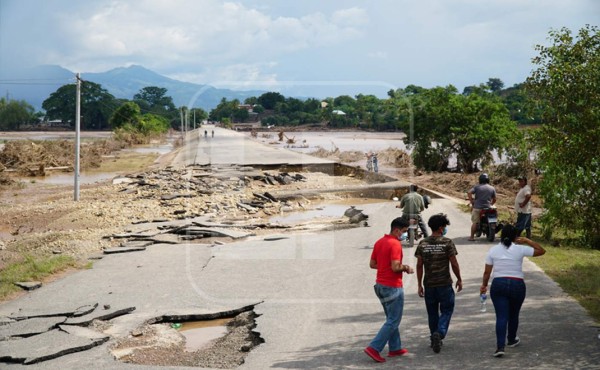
[178,318,233,352]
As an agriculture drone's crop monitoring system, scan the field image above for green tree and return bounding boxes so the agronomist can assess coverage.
[0,98,35,130]
[133,86,176,113]
[487,78,505,93]
[498,83,539,125]
[110,101,141,129]
[42,81,117,129]
[526,25,600,247]
[209,98,239,122]
[138,113,169,135]
[402,85,517,172]
[257,92,285,110]
[189,108,208,127]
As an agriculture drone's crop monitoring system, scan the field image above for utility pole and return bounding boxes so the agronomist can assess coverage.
[74,73,81,201]
[180,107,184,138]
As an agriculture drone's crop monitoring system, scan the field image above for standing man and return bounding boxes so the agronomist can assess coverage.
[415,214,462,354]
[514,176,532,238]
[364,217,414,363]
[468,173,496,241]
[397,184,429,238]
[366,152,373,171]
[372,153,379,173]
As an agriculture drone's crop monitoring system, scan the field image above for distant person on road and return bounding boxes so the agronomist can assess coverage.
[468,173,496,241]
[415,213,462,354]
[372,153,379,173]
[204,130,208,138]
[396,184,428,238]
[364,217,414,363]
[366,152,373,172]
[514,176,532,238]
[480,224,545,357]
[211,129,214,138]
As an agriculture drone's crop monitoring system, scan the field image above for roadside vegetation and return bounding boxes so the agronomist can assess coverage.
[533,242,600,322]
[0,255,81,299]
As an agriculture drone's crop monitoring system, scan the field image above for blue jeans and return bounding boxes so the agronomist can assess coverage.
[424,284,455,339]
[490,277,526,349]
[370,284,405,352]
[516,213,532,237]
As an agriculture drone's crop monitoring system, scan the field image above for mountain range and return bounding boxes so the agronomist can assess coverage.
[1,64,265,111]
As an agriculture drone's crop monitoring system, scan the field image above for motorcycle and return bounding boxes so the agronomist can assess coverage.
[393,195,431,248]
[401,213,423,248]
[475,207,498,242]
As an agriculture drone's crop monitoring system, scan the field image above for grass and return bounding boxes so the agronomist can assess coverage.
[0,255,79,301]
[532,243,600,324]
[90,151,159,173]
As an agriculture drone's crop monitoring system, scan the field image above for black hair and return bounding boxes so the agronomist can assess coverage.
[501,224,518,248]
[428,213,450,231]
[391,217,410,231]
[409,184,418,192]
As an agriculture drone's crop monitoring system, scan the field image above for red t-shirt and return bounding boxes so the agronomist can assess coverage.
[370,234,404,287]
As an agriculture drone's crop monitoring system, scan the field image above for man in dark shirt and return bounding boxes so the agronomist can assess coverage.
[468,173,496,241]
[415,213,462,353]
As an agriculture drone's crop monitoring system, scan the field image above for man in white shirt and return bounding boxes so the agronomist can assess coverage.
[514,176,532,238]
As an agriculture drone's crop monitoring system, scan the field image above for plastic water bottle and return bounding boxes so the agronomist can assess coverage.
[480,293,487,313]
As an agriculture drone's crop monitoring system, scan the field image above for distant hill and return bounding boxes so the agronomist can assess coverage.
[0,64,265,111]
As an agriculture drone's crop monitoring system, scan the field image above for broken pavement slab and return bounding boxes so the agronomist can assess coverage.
[263,235,290,241]
[0,316,67,340]
[8,303,98,320]
[58,324,110,340]
[0,328,109,365]
[145,233,181,244]
[120,240,154,248]
[63,306,136,326]
[179,227,253,239]
[103,246,147,254]
[14,281,42,290]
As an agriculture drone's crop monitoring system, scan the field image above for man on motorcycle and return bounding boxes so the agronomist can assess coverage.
[397,184,429,238]
[468,173,496,241]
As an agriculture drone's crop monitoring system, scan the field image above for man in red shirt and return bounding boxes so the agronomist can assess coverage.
[364,217,414,363]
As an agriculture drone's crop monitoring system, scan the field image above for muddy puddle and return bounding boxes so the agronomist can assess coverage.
[176,317,233,351]
[271,199,387,225]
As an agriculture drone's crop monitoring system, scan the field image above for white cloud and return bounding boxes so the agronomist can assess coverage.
[40,0,369,80]
[1,0,597,95]
[332,7,368,26]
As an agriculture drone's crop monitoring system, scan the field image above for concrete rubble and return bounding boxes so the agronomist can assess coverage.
[0,163,370,365]
[96,164,367,255]
[0,303,133,364]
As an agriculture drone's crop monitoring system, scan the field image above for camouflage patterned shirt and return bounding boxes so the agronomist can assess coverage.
[414,236,458,287]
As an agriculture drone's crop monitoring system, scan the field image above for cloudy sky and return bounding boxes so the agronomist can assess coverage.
[1,0,598,97]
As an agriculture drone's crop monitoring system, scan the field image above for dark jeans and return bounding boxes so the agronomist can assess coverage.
[424,285,455,339]
[490,277,526,349]
[516,213,532,238]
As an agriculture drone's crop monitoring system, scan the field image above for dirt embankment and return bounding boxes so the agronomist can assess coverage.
[309,146,541,221]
